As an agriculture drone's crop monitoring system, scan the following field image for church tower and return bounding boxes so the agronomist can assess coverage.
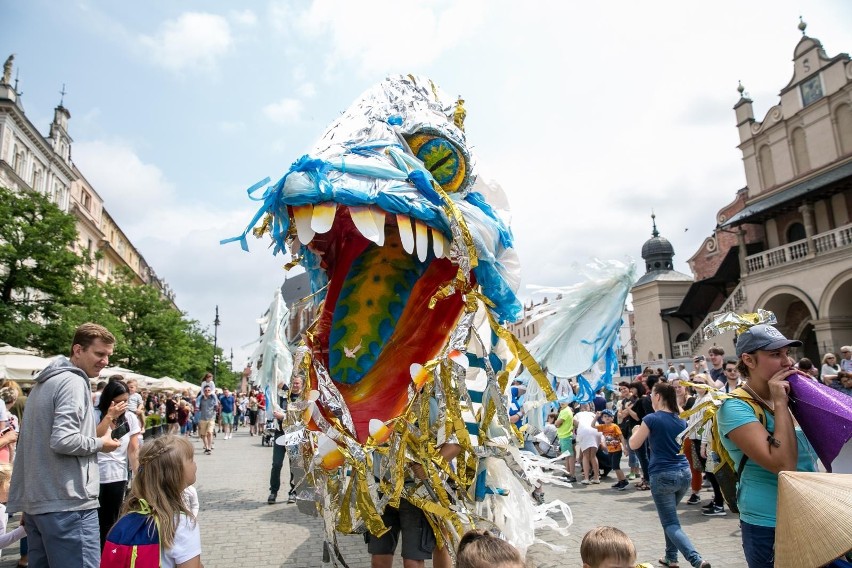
[631,214,693,363]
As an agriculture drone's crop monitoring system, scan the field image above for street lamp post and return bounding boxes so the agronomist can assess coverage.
[213,305,221,381]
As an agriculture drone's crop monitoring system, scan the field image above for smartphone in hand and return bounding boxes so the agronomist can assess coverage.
[111,420,130,440]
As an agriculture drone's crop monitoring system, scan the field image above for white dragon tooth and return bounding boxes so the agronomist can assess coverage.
[431,229,446,258]
[311,202,337,234]
[293,205,316,244]
[349,206,381,243]
[414,220,428,262]
[370,207,386,246]
[397,214,415,254]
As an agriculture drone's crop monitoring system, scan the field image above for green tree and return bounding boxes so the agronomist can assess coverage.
[39,271,124,356]
[0,186,84,347]
[105,269,193,378]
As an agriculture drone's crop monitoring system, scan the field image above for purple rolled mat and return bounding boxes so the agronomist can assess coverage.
[788,373,852,472]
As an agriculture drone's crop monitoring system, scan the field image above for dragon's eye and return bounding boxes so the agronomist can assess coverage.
[405,130,469,194]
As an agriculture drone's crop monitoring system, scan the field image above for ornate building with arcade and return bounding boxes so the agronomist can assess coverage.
[633,21,852,364]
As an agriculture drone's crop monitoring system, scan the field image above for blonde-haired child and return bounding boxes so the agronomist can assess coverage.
[580,526,637,568]
[456,529,525,568]
[119,435,202,568]
[0,463,26,556]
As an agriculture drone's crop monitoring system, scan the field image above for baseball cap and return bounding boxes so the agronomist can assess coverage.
[735,324,802,356]
[601,409,615,417]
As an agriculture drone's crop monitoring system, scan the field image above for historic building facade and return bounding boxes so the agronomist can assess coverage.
[0,56,176,307]
[634,23,852,364]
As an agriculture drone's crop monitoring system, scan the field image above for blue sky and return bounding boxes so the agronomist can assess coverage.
[3,0,851,368]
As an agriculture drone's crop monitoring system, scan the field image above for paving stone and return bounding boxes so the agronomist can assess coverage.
[0,431,748,567]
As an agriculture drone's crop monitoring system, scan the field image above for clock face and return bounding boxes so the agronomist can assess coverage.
[800,75,823,107]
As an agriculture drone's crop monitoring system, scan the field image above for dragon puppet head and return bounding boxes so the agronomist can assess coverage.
[227,75,524,444]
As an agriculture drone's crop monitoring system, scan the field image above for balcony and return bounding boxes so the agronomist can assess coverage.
[745,222,852,274]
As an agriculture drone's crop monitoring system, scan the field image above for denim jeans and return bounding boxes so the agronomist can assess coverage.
[627,445,639,468]
[740,521,775,568]
[650,468,704,567]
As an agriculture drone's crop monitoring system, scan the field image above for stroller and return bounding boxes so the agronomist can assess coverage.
[261,419,277,447]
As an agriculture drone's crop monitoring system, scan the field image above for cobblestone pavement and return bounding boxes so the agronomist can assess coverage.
[0,429,748,567]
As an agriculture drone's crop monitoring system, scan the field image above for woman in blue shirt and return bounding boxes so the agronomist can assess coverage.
[630,382,710,568]
[717,324,817,568]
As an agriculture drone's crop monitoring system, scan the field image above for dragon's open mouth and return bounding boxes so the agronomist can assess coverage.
[293,203,465,442]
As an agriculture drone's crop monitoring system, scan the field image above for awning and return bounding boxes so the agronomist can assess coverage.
[722,160,852,227]
[664,247,742,319]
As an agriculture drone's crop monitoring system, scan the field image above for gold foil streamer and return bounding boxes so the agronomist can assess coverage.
[703,309,777,340]
[481,300,556,402]
[252,213,272,238]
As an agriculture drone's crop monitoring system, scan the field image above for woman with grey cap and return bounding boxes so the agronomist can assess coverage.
[716,324,818,568]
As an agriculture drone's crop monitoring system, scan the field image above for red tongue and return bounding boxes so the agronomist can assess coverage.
[334,257,464,443]
[301,205,465,443]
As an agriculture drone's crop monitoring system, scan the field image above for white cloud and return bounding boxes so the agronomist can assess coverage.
[138,12,233,72]
[294,0,488,75]
[73,140,175,222]
[297,82,317,98]
[230,9,257,26]
[268,1,294,33]
[72,139,287,367]
[262,97,303,124]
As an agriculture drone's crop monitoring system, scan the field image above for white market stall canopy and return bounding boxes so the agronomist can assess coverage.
[150,376,186,392]
[99,366,160,387]
[0,352,57,382]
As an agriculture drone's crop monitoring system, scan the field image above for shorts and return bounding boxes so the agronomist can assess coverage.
[608,450,623,471]
[248,410,258,425]
[366,498,435,561]
[559,437,575,456]
[198,420,215,436]
[221,412,234,425]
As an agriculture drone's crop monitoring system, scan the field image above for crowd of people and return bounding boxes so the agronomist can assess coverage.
[524,330,851,568]
[0,319,849,567]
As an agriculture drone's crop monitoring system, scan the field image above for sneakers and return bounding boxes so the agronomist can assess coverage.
[686,493,701,505]
[591,479,601,484]
[564,475,578,483]
[267,492,277,504]
[627,472,637,480]
[701,500,715,511]
[287,492,296,504]
[612,480,629,490]
[581,479,591,485]
[204,448,211,455]
[702,505,727,516]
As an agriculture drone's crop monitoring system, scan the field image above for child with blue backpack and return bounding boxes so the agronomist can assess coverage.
[102,435,202,568]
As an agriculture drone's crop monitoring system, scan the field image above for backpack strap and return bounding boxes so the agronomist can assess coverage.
[729,387,772,480]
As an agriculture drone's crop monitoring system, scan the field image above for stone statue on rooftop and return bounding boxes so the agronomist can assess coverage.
[2,55,14,86]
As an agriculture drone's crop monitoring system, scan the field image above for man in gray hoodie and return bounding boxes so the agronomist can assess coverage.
[8,323,121,568]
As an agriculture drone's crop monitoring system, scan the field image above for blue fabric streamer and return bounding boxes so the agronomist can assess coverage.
[408,169,443,205]
[465,192,513,249]
[473,263,521,323]
[574,374,596,404]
